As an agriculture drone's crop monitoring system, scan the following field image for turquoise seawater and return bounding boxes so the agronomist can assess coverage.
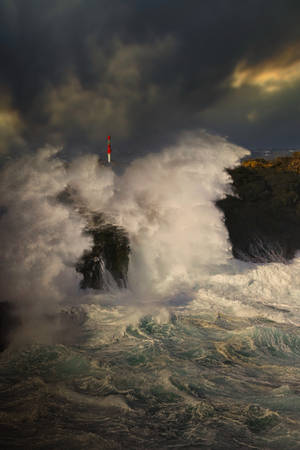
[1,307,300,449]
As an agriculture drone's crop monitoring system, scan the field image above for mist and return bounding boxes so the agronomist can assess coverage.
[0,146,91,344]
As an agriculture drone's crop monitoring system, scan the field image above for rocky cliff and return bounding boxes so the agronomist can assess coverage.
[217,152,300,262]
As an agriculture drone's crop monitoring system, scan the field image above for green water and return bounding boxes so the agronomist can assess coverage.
[0,311,300,449]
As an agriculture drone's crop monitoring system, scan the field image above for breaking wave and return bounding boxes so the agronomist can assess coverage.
[1,131,300,346]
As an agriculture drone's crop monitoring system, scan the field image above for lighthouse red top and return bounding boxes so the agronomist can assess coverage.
[107,136,111,154]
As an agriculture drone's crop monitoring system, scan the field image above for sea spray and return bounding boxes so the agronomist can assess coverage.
[72,132,248,297]
[0,147,91,345]
[8,132,300,346]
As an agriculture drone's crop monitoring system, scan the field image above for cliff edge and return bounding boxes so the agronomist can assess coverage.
[217,152,300,262]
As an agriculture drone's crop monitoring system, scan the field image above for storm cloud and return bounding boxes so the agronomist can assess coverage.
[1,0,300,158]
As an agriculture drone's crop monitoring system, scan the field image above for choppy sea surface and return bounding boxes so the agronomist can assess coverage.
[1,303,300,449]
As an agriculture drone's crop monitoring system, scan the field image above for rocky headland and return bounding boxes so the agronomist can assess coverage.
[217,152,300,262]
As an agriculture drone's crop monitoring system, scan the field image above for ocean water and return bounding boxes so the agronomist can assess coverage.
[1,133,300,449]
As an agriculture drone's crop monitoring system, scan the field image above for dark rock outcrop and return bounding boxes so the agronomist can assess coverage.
[217,153,300,263]
[58,186,130,290]
[75,213,130,290]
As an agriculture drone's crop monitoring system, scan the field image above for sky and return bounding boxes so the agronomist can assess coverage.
[1,0,300,160]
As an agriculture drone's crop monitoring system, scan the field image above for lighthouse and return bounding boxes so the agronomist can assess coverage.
[107,135,111,163]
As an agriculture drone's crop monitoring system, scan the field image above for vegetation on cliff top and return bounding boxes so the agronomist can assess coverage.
[242,152,300,172]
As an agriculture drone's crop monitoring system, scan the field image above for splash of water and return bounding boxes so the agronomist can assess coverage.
[3,131,300,347]
[73,132,247,297]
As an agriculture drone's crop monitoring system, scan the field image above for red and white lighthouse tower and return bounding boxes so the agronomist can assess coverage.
[107,135,111,163]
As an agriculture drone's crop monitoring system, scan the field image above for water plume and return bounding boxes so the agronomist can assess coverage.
[109,132,247,296]
[0,132,249,345]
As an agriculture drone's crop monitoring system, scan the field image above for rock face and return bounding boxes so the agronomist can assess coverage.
[217,153,300,263]
[57,186,130,290]
[75,213,130,290]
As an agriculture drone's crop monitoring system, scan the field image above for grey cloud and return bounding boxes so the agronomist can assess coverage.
[200,81,300,149]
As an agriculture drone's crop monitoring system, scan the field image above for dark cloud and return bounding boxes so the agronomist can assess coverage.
[200,82,300,149]
[1,0,300,159]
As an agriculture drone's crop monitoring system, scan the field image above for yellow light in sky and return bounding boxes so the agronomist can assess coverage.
[0,110,20,127]
[231,47,300,93]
